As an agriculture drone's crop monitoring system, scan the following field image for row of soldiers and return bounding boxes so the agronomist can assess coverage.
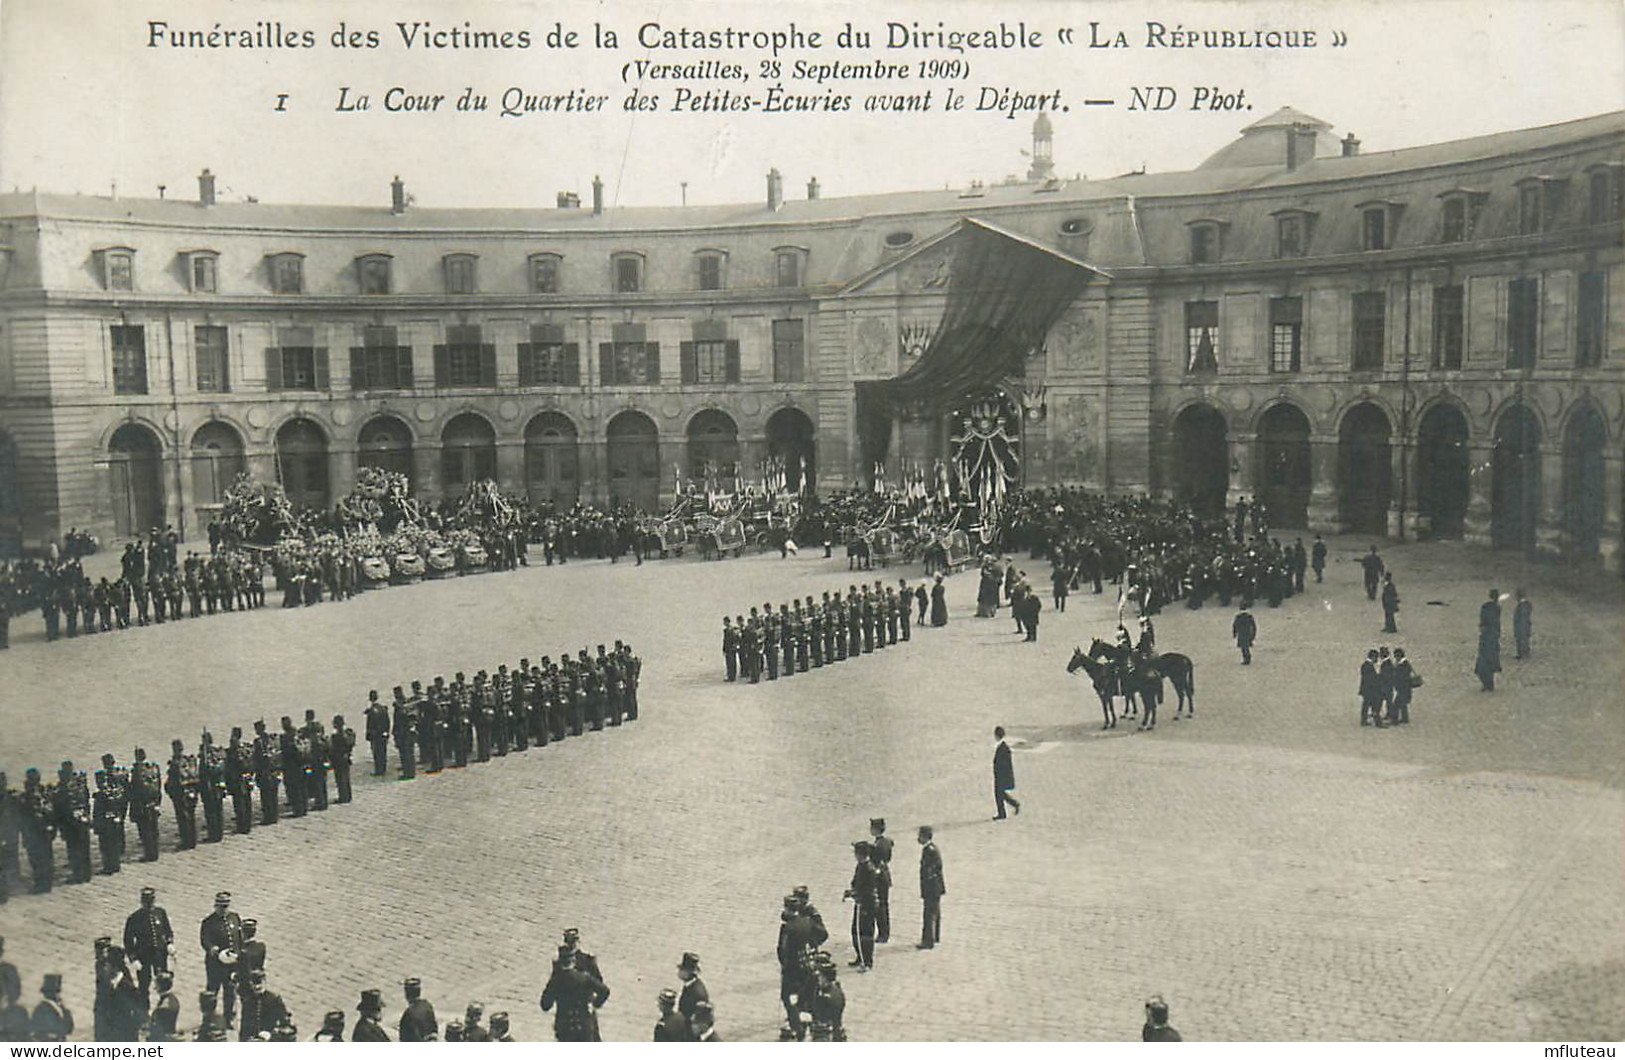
[720,580,915,683]
[41,561,268,642]
[361,642,644,779]
[0,714,358,898]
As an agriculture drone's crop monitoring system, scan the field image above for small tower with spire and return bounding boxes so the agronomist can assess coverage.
[1027,113,1056,181]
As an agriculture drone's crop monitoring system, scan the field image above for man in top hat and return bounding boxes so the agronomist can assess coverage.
[917,825,945,950]
[123,886,173,1003]
[199,891,243,1028]
[313,1010,346,1041]
[330,715,355,804]
[363,692,390,778]
[540,945,610,1042]
[352,989,390,1041]
[869,819,894,943]
[31,974,73,1041]
[1477,588,1503,691]
[489,1012,515,1041]
[398,977,438,1041]
[653,989,690,1041]
[676,953,709,1034]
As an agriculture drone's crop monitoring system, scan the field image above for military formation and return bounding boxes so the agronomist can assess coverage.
[363,641,643,780]
[721,579,920,683]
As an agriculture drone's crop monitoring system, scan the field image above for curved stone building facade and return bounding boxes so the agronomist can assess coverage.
[0,107,1621,565]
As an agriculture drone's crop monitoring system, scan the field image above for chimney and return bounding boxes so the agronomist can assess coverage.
[1341,132,1362,158]
[390,175,406,214]
[807,176,821,200]
[557,191,580,209]
[767,168,783,212]
[198,169,216,207]
[591,175,604,216]
[1284,125,1320,171]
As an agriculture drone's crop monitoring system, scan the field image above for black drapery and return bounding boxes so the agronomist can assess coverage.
[856,218,1097,467]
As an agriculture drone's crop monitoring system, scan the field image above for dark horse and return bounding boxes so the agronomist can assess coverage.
[845,533,872,571]
[1088,638,1197,718]
[1066,647,1118,730]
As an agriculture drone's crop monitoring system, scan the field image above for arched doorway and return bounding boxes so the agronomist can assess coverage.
[190,421,246,513]
[358,415,414,484]
[1563,406,1607,557]
[687,409,741,484]
[524,412,580,508]
[110,423,165,536]
[1171,404,1228,515]
[1338,403,1393,534]
[1257,404,1312,529]
[1491,404,1541,550]
[441,413,498,495]
[0,430,21,557]
[1416,404,1470,538]
[607,411,660,511]
[275,418,330,512]
[766,407,817,494]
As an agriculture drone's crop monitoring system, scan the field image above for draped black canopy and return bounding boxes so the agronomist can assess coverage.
[856,217,1101,465]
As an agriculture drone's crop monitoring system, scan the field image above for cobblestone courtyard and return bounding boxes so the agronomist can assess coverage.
[2,537,1622,1041]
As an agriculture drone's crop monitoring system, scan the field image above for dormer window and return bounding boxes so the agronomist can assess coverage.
[529,253,561,294]
[268,253,304,294]
[187,250,219,293]
[357,253,392,295]
[612,253,644,293]
[695,250,727,291]
[1356,201,1404,251]
[1437,189,1488,243]
[99,247,135,291]
[774,246,807,288]
[1585,164,1624,224]
[1186,219,1226,264]
[1516,176,1567,235]
[443,253,478,295]
[1271,209,1316,258]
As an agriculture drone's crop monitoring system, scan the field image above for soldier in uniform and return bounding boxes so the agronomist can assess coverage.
[868,819,894,943]
[722,617,738,682]
[123,887,173,1003]
[740,614,760,684]
[330,715,355,804]
[200,892,242,1027]
[364,691,390,777]
[398,977,438,1041]
[462,1002,491,1041]
[313,1010,346,1042]
[471,676,494,760]
[164,739,199,850]
[539,945,610,1042]
[53,761,92,884]
[1141,995,1183,1041]
[252,721,281,825]
[654,988,690,1041]
[224,729,254,835]
[146,972,179,1042]
[352,989,391,1041]
[393,687,420,777]
[415,683,443,772]
[307,721,331,811]
[192,991,229,1041]
[91,756,128,875]
[807,597,825,669]
[127,749,161,860]
[0,776,17,903]
[198,732,227,842]
[238,971,288,1042]
[19,769,53,892]
[490,1012,515,1042]
[278,717,307,817]
[807,957,845,1042]
[844,841,878,971]
[763,605,780,680]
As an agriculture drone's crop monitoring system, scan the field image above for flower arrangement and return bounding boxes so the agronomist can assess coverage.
[221,475,297,545]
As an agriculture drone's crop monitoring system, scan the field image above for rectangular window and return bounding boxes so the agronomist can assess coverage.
[615,257,642,293]
[693,340,732,384]
[272,256,303,294]
[1507,276,1540,369]
[111,325,148,394]
[518,327,579,386]
[1577,271,1606,368]
[1277,216,1304,258]
[1589,171,1623,224]
[191,255,218,293]
[351,325,413,390]
[1441,198,1467,243]
[442,324,491,386]
[1362,209,1387,251]
[445,257,476,294]
[772,319,805,383]
[1432,285,1464,369]
[1189,226,1215,264]
[531,256,559,293]
[1269,297,1302,373]
[1518,185,1543,235]
[1184,301,1219,373]
[106,252,134,292]
[194,325,229,393]
[265,331,328,391]
[360,257,391,295]
[612,342,654,383]
[776,251,801,287]
[1352,292,1386,370]
[698,256,722,291]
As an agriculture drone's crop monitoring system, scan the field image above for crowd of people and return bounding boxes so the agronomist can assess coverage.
[719,579,931,683]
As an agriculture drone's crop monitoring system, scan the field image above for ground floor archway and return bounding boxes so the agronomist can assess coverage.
[525,412,580,508]
[358,415,415,485]
[1417,404,1470,538]
[607,411,661,511]
[441,413,498,496]
[1258,404,1312,530]
[1338,403,1393,535]
[1171,404,1228,516]
[276,419,330,512]
[110,423,165,537]
[766,407,817,493]
[1564,406,1607,557]
[190,421,247,514]
[1491,404,1541,551]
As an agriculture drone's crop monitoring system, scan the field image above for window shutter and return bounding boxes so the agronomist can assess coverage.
[396,346,414,389]
[600,343,614,386]
[480,343,497,386]
[564,343,581,386]
[725,340,741,383]
[517,343,534,386]
[434,344,450,387]
[265,347,283,391]
[680,341,697,384]
[350,347,367,390]
[314,348,331,389]
[645,341,661,384]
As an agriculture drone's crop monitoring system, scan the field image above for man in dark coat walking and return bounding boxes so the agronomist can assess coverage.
[992,727,1021,819]
[1512,588,1533,659]
[1476,589,1502,691]
[917,825,944,949]
[1381,573,1401,633]
[1231,608,1257,665]
[1361,545,1385,600]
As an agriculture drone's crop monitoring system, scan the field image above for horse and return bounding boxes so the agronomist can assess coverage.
[1066,646,1118,730]
[845,533,872,571]
[1088,637,1197,718]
